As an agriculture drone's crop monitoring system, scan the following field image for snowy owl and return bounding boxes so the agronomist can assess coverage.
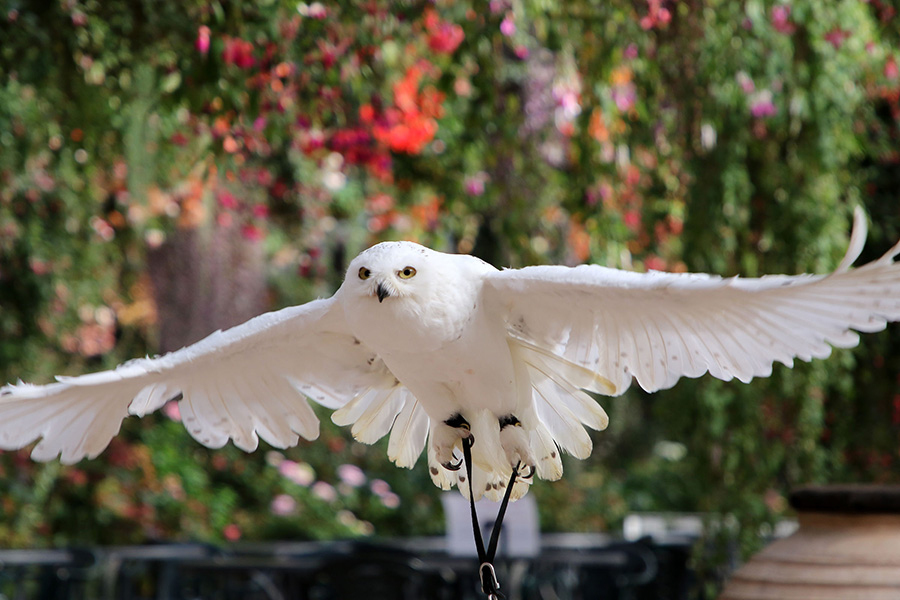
[3,208,900,502]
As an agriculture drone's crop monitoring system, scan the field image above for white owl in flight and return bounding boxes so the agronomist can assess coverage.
[3,208,900,502]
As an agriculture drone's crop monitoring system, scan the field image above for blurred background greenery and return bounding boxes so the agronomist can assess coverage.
[0,0,898,592]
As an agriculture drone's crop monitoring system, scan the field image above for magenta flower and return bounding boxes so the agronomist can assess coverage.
[750,90,776,118]
[196,26,210,55]
[500,14,516,36]
[771,5,795,34]
[611,82,637,112]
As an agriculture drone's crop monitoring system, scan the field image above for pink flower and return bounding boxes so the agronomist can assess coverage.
[312,481,338,502]
[337,464,367,487]
[163,400,181,422]
[824,28,849,50]
[771,5,795,34]
[886,55,899,80]
[370,479,392,497]
[307,2,327,19]
[279,460,315,486]
[500,14,516,36]
[380,492,401,509]
[749,90,776,118]
[736,71,755,94]
[624,43,639,60]
[223,524,241,541]
[217,190,238,210]
[611,82,637,112]
[271,494,297,516]
[426,13,464,55]
[196,26,210,55]
[464,172,488,196]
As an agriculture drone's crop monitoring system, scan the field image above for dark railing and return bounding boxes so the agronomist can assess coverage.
[0,535,694,600]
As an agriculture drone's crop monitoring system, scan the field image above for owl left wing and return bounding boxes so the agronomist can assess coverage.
[0,297,404,463]
[483,209,900,396]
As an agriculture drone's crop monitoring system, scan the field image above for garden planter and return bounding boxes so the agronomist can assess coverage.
[719,485,900,600]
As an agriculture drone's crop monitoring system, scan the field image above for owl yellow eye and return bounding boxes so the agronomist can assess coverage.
[398,266,417,279]
[358,267,371,280]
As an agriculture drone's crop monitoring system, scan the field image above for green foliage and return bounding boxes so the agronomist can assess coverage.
[1,0,899,591]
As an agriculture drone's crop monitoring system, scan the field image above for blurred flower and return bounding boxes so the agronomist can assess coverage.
[380,492,401,508]
[425,9,464,54]
[222,37,255,69]
[241,224,264,242]
[624,43,639,60]
[824,28,850,50]
[489,0,510,13]
[771,5,795,34]
[308,2,327,19]
[163,400,181,422]
[500,13,516,37]
[217,190,238,210]
[463,177,484,196]
[337,463,367,487]
[196,26,211,55]
[372,66,446,154]
[464,172,488,196]
[749,90,776,118]
[611,78,636,113]
[223,524,241,541]
[639,0,671,30]
[886,55,899,80]
[736,71,755,94]
[271,494,297,516]
[312,481,338,502]
[279,460,315,486]
[700,122,717,150]
[321,170,346,191]
[369,479,392,497]
[623,209,642,232]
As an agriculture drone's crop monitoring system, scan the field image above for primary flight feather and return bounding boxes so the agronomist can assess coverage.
[3,208,900,501]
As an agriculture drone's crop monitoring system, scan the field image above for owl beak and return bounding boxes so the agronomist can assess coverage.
[376,282,390,303]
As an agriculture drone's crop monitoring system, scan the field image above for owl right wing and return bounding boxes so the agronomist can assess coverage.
[0,297,404,464]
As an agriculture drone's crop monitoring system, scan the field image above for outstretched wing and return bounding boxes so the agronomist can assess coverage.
[485,208,900,396]
[0,297,398,463]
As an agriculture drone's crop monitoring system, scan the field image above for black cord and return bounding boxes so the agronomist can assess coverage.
[462,436,520,599]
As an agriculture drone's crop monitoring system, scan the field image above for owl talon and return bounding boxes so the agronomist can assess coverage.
[519,464,536,480]
[443,457,464,471]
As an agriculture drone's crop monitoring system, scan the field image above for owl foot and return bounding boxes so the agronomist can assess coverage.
[433,413,474,472]
[499,414,536,478]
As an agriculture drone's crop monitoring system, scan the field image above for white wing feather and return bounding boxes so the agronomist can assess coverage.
[0,298,394,463]
[486,208,900,396]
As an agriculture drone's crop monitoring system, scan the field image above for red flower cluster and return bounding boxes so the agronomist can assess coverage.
[424,9,464,54]
[639,0,671,30]
[365,65,446,154]
[222,37,255,69]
